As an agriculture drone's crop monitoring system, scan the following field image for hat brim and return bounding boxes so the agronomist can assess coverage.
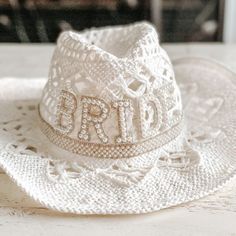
[0,57,236,214]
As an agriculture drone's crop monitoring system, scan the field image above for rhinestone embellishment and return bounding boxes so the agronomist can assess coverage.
[44,87,183,158]
[39,108,184,159]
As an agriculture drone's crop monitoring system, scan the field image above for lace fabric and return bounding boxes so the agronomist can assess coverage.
[39,22,183,160]
[0,57,235,214]
[0,22,236,214]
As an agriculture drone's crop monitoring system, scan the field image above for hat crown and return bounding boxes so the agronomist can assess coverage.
[39,22,183,158]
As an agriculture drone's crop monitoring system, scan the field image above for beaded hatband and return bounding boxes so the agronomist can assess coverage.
[39,109,184,159]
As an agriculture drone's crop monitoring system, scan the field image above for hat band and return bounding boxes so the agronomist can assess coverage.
[39,111,184,159]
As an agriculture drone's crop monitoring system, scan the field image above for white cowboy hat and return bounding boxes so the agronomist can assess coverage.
[0,22,236,214]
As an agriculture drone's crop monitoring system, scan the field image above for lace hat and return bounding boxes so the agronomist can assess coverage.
[0,22,236,214]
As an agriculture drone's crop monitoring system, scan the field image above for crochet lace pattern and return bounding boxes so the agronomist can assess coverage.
[0,22,236,214]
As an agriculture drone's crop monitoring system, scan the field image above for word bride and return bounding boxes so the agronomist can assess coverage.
[55,90,163,144]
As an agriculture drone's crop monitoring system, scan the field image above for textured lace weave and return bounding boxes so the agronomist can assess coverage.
[40,22,182,148]
[0,57,236,214]
[0,23,235,214]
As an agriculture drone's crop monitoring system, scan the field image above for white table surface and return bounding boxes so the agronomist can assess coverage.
[0,43,236,236]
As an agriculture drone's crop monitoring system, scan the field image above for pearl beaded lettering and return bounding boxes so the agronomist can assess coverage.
[55,90,167,145]
[55,90,77,135]
[78,96,110,143]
